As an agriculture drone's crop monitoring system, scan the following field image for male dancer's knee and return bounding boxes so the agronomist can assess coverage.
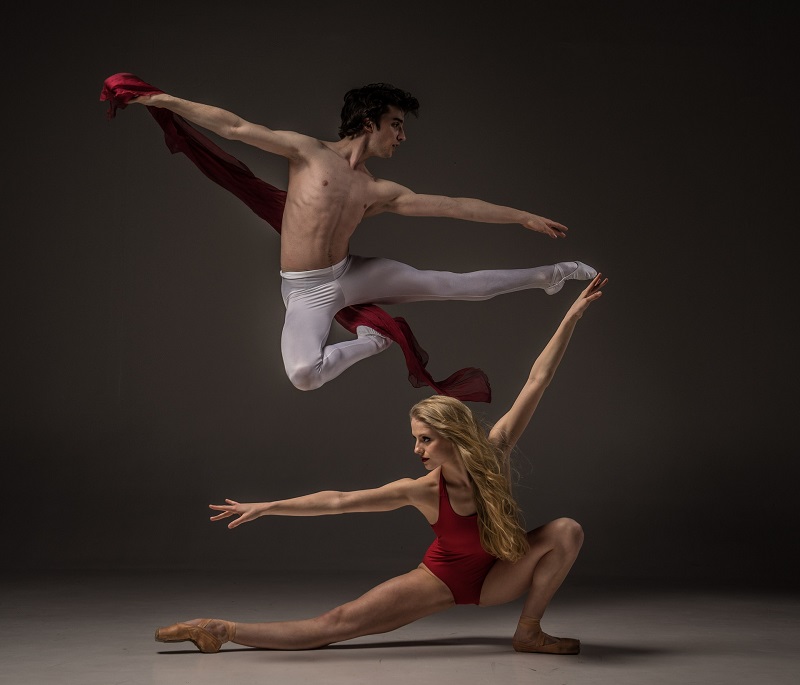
[285,362,324,391]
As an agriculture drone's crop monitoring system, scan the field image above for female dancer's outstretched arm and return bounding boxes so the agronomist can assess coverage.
[490,273,607,457]
[208,478,427,529]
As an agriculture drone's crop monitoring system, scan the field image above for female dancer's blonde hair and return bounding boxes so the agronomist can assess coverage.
[410,396,529,562]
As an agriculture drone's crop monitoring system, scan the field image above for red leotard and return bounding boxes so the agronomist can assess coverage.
[422,473,496,604]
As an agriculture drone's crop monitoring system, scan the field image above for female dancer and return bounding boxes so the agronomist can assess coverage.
[155,274,607,655]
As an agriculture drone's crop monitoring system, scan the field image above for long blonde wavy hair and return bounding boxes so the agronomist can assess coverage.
[410,395,529,562]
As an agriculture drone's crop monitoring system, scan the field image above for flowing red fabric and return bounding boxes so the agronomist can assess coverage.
[100,73,491,402]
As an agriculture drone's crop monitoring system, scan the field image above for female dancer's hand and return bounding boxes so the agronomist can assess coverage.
[566,273,607,319]
[209,499,263,529]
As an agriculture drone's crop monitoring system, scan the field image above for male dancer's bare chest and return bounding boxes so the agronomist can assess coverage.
[281,163,381,269]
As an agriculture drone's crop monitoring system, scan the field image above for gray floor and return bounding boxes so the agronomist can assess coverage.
[1,571,797,685]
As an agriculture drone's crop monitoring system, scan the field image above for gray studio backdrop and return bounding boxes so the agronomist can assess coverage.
[4,1,797,587]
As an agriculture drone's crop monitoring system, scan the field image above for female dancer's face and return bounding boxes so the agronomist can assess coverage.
[410,418,459,471]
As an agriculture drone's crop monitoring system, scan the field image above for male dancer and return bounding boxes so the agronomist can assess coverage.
[123,81,595,392]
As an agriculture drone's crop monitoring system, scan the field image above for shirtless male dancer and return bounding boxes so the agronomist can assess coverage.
[128,83,596,391]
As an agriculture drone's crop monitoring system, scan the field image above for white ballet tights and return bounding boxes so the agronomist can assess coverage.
[280,255,595,390]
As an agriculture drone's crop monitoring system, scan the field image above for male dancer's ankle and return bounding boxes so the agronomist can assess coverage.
[357,325,393,351]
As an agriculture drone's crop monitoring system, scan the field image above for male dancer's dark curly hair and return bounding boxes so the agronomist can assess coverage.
[338,83,419,139]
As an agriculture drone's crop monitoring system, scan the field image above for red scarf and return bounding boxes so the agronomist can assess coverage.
[100,73,491,402]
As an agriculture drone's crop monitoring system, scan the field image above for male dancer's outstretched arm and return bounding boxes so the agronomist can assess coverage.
[367,181,568,237]
[129,92,316,160]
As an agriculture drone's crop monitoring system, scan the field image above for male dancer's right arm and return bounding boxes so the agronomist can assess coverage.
[130,92,306,158]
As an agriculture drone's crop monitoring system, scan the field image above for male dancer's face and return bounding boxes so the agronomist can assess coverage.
[368,106,407,158]
[411,418,458,471]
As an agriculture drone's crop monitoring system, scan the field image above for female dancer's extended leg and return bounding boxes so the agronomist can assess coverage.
[157,568,455,651]
[479,517,584,654]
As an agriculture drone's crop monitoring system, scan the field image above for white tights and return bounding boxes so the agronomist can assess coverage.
[280,255,593,390]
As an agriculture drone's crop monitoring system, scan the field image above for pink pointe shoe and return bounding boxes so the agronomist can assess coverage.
[511,617,580,655]
[155,618,236,653]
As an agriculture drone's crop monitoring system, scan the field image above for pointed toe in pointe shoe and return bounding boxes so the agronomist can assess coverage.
[512,634,581,655]
[512,616,580,655]
[155,618,236,653]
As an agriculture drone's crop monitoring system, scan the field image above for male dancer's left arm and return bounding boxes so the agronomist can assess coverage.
[371,182,569,239]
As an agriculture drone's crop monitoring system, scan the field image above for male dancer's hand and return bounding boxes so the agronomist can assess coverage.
[127,94,161,106]
[523,213,569,239]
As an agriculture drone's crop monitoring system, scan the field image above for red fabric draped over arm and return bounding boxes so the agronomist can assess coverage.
[100,73,491,402]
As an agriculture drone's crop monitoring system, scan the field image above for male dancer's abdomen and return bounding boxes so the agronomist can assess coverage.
[279,213,358,272]
[281,196,363,271]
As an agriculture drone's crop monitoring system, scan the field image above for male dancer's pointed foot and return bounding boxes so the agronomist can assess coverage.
[357,325,393,352]
[155,618,236,653]
[544,261,597,295]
